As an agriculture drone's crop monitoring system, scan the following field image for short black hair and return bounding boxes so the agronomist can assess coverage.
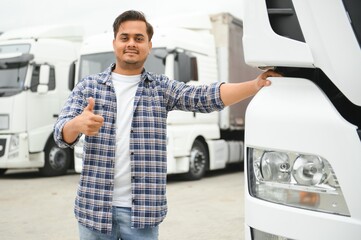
[113,10,154,41]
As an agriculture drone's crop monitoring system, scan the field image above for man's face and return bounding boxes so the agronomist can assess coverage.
[113,20,152,73]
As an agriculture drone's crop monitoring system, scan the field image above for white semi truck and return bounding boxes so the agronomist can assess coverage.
[73,12,261,180]
[243,0,361,239]
[0,25,82,176]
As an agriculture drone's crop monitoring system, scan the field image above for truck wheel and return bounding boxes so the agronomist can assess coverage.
[0,169,7,176]
[183,139,209,181]
[39,138,71,177]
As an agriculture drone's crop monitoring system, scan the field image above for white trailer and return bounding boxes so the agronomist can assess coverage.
[73,12,261,180]
[243,0,361,239]
[0,25,82,176]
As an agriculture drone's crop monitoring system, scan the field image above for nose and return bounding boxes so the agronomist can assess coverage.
[126,38,136,48]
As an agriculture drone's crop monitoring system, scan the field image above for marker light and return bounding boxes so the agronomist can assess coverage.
[248,148,350,216]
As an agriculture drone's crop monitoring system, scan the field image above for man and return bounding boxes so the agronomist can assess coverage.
[54,10,281,240]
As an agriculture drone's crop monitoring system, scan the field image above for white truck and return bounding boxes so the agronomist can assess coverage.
[0,25,82,176]
[243,0,361,239]
[73,12,261,180]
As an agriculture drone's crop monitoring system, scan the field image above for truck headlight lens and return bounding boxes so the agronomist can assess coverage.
[8,134,20,159]
[9,135,19,152]
[292,155,327,186]
[248,148,350,216]
[261,151,290,182]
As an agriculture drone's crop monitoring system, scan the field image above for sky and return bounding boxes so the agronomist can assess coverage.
[0,0,245,37]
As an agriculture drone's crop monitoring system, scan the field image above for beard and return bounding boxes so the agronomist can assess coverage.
[118,57,146,71]
[113,48,149,73]
[124,57,144,65]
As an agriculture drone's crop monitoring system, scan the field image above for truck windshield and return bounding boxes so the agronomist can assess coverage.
[78,48,166,81]
[0,44,32,97]
[145,48,166,75]
[78,52,115,80]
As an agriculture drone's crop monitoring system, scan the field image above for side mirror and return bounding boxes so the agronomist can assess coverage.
[37,84,49,94]
[178,52,198,83]
[37,64,50,94]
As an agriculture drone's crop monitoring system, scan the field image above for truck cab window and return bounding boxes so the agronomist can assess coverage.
[30,65,56,92]
[48,67,55,90]
[343,0,361,47]
[174,51,198,83]
[0,45,31,96]
[0,66,27,97]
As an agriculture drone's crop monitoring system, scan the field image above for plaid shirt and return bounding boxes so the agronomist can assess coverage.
[54,64,224,235]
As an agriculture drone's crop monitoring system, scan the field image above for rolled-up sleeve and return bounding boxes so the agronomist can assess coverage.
[164,79,225,112]
[53,82,86,148]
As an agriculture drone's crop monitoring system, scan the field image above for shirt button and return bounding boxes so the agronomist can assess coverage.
[130,152,134,155]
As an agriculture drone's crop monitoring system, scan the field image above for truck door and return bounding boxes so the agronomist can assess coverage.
[26,63,57,152]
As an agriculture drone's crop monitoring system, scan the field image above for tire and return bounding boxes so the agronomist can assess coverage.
[39,138,71,177]
[183,139,209,181]
[0,169,7,176]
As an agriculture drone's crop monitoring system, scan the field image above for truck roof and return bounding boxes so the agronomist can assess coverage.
[0,24,83,42]
[152,12,213,30]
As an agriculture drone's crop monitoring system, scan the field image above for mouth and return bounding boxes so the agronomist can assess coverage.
[124,50,139,55]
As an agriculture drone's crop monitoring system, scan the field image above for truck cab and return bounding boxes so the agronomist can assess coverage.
[0,25,82,176]
[243,0,361,239]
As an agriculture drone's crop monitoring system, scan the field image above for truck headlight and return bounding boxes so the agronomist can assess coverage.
[292,155,327,186]
[9,135,19,152]
[260,151,290,182]
[248,148,350,216]
[8,134,20,159]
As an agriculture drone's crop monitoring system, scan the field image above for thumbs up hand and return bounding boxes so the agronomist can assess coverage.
[77,97,104,136]
[84,96,96,112]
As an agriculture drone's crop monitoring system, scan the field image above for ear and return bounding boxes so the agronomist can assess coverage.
[112,38,116,51]
[148,41,152,54]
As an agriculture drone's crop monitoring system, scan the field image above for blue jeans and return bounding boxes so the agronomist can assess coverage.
[78,207,159,240]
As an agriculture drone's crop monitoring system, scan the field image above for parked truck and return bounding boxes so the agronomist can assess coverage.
[73,12,261,179]
[0,25,82,176]
[243,0,361,239]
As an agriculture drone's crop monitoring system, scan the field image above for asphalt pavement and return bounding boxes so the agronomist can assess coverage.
[0,166,245,240]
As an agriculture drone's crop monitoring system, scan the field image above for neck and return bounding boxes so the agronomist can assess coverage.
[113,62,143,75]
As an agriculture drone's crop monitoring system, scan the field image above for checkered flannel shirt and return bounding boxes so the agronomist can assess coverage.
[54,64,225,234]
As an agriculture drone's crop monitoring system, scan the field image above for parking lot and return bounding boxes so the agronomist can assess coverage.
[0,166,245,240]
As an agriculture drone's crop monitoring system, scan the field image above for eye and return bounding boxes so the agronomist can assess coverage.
[119,36,128,41]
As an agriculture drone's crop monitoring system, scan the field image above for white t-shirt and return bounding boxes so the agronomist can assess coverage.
[111,72,140,207]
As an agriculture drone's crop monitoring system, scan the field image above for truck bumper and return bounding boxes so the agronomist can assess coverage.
[0,133,43,169]
[245,196,361,240]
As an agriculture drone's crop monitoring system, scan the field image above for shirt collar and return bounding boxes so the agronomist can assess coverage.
[99,63,155,85]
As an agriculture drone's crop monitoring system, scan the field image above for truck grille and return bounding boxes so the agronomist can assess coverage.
[0,139,6,157]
